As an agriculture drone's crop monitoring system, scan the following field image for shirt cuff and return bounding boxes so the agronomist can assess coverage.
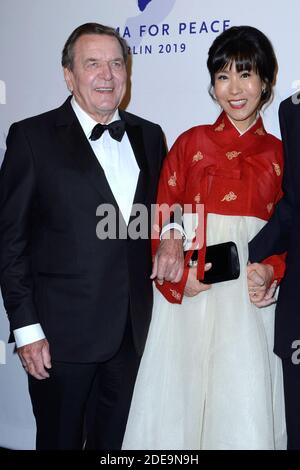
[13,324,46,348]
[160,223,187,246]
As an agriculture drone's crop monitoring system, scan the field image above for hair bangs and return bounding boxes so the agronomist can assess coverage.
[213,45,259,75]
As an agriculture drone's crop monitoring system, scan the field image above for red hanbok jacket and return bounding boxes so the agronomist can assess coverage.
[153,112,285,304]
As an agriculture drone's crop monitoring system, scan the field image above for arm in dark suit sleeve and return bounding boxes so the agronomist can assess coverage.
[249,101,294,261]
[158,124,167,167]
[0,122,39,331]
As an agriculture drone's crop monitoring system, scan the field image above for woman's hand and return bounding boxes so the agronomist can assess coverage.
[247,263,276,307]
[250,280,278,307]
[184,263,212,297]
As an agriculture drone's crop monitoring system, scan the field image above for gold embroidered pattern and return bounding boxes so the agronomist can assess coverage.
[267,202,273,213]
[192,151,204,162]
[194,193,201,203]
[215,121,225,132]
[255,127,265,136]
[221,191,237,202]
[168,172,177,187]
[170,289,181,301]
[226,151,242,160]
[272,163,281,176]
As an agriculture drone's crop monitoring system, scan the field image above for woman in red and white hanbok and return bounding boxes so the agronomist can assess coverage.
[122,26,287,450]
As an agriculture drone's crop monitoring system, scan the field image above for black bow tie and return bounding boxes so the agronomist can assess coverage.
[89,120,126,142]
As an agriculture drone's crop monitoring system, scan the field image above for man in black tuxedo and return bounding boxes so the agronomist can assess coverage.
[249,94,300,449]
[0,23,167,450]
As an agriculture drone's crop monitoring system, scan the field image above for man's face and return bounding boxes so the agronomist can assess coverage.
[64,34,127,123]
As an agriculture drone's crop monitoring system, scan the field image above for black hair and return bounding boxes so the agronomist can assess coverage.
[207,26,277,108]
[62,23,128,70]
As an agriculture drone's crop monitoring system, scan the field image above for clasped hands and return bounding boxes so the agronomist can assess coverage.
[247,262,277,307]
[150,229,212,297]
[151,229,185,284]
[151,231,277,306]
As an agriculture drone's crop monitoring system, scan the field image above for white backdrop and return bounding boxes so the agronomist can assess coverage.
[0,0,299,449]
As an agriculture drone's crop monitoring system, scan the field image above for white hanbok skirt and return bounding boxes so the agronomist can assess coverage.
[122,214,287,450]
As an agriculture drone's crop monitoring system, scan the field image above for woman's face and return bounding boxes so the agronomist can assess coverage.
[213,61,264,132]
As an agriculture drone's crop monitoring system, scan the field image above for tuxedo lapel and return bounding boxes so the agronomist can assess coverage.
[55,98,119,206]
[55,99,150,222]
[122,113,149,209]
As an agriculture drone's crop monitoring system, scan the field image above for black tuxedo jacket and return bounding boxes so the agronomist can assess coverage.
[0,97,166,362]
[249,95,300,358]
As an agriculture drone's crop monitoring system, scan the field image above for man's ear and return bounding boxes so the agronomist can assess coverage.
[63,67,73,94]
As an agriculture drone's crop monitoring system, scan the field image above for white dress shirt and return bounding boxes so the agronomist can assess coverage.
[14,98,140,347]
